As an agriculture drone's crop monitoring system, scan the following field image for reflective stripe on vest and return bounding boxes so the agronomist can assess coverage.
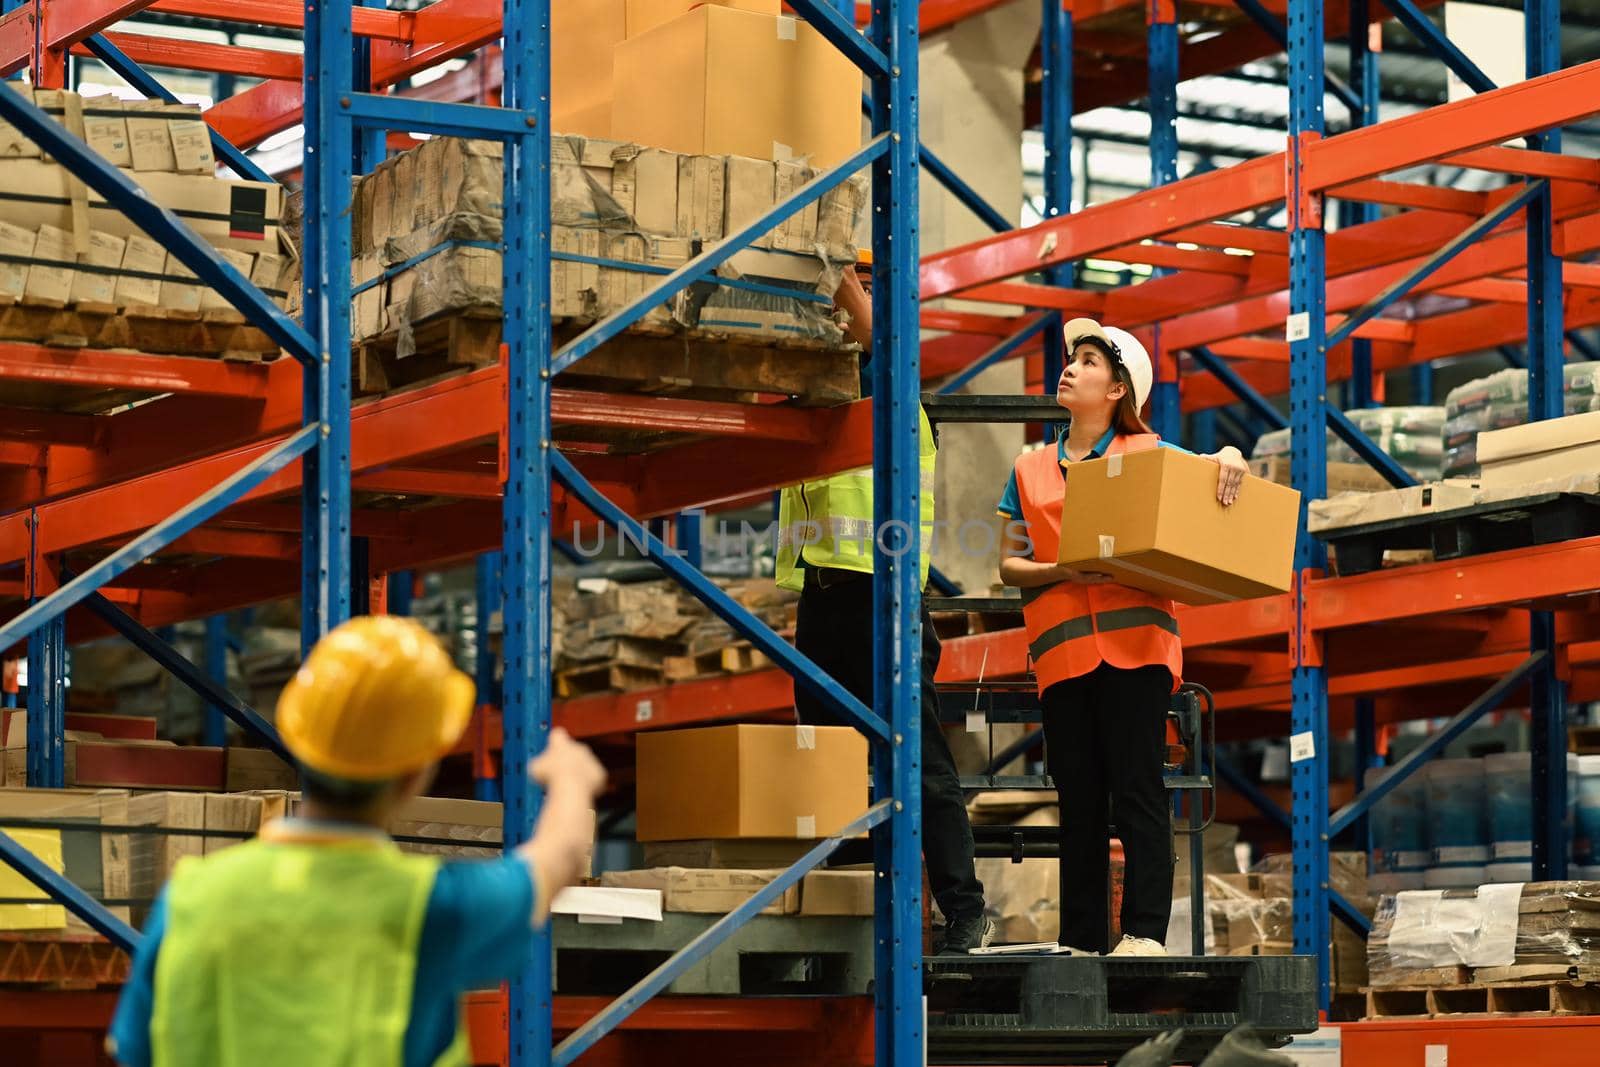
[1012,433,1183,693]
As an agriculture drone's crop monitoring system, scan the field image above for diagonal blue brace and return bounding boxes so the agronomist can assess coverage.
[552,799,892,1067]
[0,829,140,951]
[0,87,316,364]
[938,315,1053,395]
[552,136,887,375]
[1324,403,1416,488]
[78,590,289,761]
[551,451,887,741]
[1330,653,1544,838]
[0,425,318,652]
[341,93,539,140]
[785,0,888,76]
[1331,889,1372,937]
[81,34,271,184]
[1383,0,1496,94]
[1189,347,1288,430]
[1327,181,1546,352]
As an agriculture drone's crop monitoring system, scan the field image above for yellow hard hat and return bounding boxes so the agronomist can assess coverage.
[277,615,475,782]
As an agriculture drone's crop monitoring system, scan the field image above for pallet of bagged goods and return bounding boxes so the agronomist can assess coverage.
[303,133,867,400]
[0,87,289,407]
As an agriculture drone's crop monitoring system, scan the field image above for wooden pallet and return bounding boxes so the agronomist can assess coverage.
[1319,492,1600,576]
[0,932,130,988]
[554,661,662,698]
[661,641,773,682]
[1365,979,1600,1020]
[354,307,860,409]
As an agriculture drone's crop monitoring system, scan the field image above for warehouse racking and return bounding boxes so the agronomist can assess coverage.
[0,0,1594,1063]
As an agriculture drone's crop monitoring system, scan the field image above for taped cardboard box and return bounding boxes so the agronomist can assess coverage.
[82,98,132,166]
[126,100,179,173]
[24,224,75,304]
[600,866,800,915]
[70,230,126,306]
[612,145,680,235]
[636,723,868,842]
[1249,455,1394,495]
[393,796,595,875]
[1056,448,1301,605]
[612,7,862,168]
[0,159,282,254]
[801,869,874,916]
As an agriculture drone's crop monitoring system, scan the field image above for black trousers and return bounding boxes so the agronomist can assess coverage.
[793,569,986,922]
[1041,662,1174,952]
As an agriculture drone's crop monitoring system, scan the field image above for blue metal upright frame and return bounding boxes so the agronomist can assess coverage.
[1040,0,1071,439]
[1146,0,1181,441]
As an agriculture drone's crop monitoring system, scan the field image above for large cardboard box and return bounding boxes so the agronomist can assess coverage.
[636,723,868,842]
[600,866,799,915]
[203,793,263,856]
[127,792,206,914]
[612,8,862,168]
[391,796,595,876]
[625,0,779,37]
[1479,442,1600,488]
[1477,411,1600,488]
[225,746,298,793]
[801,869,874,916]
[0,160,281,254]
[1056,448,1300,605]
[552,0,626,139]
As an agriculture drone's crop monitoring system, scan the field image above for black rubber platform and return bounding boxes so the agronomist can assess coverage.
[923,953,1318,1065]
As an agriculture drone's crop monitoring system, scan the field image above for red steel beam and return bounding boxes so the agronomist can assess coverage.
[1329,180,1489,216]
[0,408,101,447]
[1443,146,1600,185]
[75,32,302,79]
[1161,224,1288,256]
[40,0,161,50]
[0,344,276,399]
[150,0,410,37]
[956,282,1107,313]
[0,9,31,76]
[920,309,1019,336]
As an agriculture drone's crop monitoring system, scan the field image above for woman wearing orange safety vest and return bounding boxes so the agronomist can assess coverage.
[997,318,1247,957]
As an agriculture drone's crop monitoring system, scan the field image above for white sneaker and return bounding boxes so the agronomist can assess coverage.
[1109,936,1168,957]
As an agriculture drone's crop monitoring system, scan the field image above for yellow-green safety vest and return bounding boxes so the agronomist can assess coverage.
[150,837,470,1067]
[775,406,937,592]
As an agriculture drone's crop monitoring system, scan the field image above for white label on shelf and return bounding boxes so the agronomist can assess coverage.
[966,709,985,733]
[1286,312,1311,342]
[633,700,653,723]
[1290,731,1316,762]
[1425,1045,1448,1067]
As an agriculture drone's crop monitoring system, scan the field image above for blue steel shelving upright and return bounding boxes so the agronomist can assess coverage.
[0,1,927,1063]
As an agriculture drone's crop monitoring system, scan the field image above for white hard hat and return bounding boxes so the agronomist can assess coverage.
[1063,318,1153,411]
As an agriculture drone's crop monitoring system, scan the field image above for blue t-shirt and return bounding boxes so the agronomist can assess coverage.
[997,428,1189,521]
[108,820,536,1067]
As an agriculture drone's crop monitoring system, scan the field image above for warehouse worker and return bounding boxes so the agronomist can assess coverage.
[108,615,605,1067]
[775,266,991,955]
[997,319,1247,957]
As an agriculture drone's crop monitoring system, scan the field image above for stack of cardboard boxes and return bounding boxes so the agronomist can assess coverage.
[601,724,876,918]
[0,88,288,327]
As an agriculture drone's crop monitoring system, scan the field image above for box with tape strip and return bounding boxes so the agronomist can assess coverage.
[1055,447,1300,605]
[635,723,867,842]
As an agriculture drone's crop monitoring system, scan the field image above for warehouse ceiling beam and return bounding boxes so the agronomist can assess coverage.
[74,32,301,80]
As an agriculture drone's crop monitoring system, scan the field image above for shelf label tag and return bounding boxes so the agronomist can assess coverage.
[1290,731,1316,762]
[1285,312,1310,342]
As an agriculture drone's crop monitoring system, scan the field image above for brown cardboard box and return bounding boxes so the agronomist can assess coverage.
[82,97,132,166]
[1477,409,1600,464]
[202,793,262,855]
[552,0,626,138]
[1308,480,1481,533]
[392,796,595,875]
[200,248,255,312]
[600,866,799,915]
[612,8,862,167]
[25,225,75,304]
[625,0,779,37]
[1249,455,1393,495]
[0,160,282,254]
[611,144,680,234]
[127,791,206,906]
[552,226,601,319]
[241,789,297,825]
[723,155,775,248]
[801,869,874,916]
[771,160,820,253]
[225,746,297,793]
[116,234,166,307]
[0,85,41,159]
[1056,448,1300,605]
[70,230,126,305]
[642,838,814,869]
[1480,443,1600,488]
[675,154,725,241]
[635,724,868,842]
[126,101,178,172]
[160,252,202,313]
[167,106,216,174]
[0,221,32,297]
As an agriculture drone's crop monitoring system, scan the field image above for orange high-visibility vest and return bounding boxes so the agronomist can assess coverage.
[1013,433,1183,695]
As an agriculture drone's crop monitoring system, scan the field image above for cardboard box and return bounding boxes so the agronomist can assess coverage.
[625,0,779,37]
[612,8,862,168]
[223,747,297,793]
[552,225,601,319]
[203,793,263,855]
[801,869,874,916]
[127,791,206,904]
[1477,409,1600,464]
[0,160,282,253]
[1249,455,1394,495]
[167,106,215,174]
[0,787,130,926]
[1307,480,1481,533]
[0,84,41,159]
[552,0,626,139]
[1055,448,1301,605]
[676,154,725,241]
[241,789,297,825]
[771,160,820,253]
[82,97,132,166]
[1480,441,1600,488]
[611,144,680,235]
[392,796,595,876]
[723,155,775,248]
[0,221,32,297]
[70,230,126,305]
[25,224,75,304]
[600,866,799,915]
[200,248,255,312]
[160,252,202,313]
[642,838,814,869]
[126,100,177,172]
[116,234,165,307]
[635,724,868,842]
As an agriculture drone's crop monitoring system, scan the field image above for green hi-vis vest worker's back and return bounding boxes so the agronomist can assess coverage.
[775,406,937,592]
[150,838,470,1067]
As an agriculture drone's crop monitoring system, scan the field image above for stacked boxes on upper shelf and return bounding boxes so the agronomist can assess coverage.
[0,87,290,334]
[341,130,867,356]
